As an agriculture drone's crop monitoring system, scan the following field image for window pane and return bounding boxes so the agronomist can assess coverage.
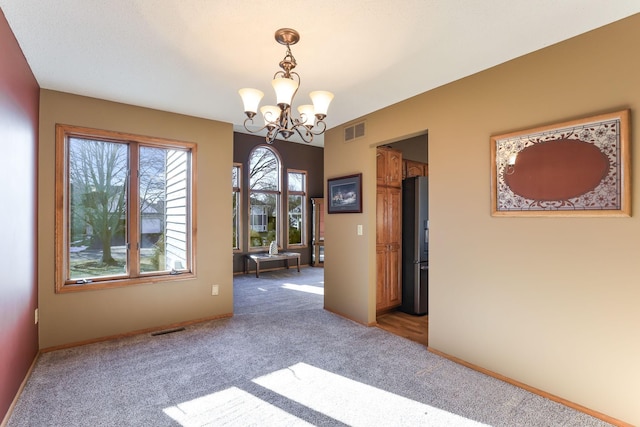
[248,147,280,249]
[288,172,304,192]
[249,147,279,191]
[163,150,189,271]
[139,147,167,273]
[232,165,241,250]
[232,191,239,249]
[68,138,128,280]
[288,194,303,245]
[249,192,278,248]
[232,165,239,188]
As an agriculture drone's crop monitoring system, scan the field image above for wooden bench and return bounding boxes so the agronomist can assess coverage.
[245,252,301,278]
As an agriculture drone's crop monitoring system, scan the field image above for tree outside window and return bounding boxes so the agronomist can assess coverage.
[55,124,195,292]
[248,146,280,249]
[68,138,128,272]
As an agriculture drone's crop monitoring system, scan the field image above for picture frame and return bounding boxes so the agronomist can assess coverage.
[490,109,630,217]
[327,173,363,214]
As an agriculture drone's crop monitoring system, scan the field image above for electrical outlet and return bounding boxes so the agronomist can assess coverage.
[34,308,39,325]
[211,284,219,296]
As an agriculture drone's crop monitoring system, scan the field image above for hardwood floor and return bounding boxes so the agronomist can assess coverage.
[376,309,428,346]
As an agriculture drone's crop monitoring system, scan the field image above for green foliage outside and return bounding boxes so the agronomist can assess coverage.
[289,227,301,245]
[249,216,278,248]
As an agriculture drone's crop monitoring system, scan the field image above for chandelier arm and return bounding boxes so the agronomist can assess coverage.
[243,117,281,145]
[304,119,328,136]
[242,117,271,134]
[265,126,278,144]
[291,123,314,143]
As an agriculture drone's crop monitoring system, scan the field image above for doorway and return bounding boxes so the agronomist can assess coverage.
[375,132,429,346]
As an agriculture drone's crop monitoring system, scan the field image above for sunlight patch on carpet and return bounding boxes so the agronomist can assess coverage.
[281,283,324,295]
[164,363,488,426]
[163,386,313,427]
[253,362,489,427]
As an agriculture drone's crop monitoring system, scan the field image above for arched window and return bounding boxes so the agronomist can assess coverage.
[248,146,281,249]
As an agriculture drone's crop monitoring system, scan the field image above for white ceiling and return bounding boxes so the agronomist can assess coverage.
[1,1,639,146]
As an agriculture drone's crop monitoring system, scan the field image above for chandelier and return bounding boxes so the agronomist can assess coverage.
[239,28,334,144]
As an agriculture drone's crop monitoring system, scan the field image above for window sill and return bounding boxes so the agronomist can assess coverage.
[56,272,196,293]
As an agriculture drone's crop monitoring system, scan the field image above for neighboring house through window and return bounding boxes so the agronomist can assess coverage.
[287,170,307,246]
[55,124,196,292]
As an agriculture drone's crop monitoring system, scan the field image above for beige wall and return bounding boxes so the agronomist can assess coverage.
[323,139,377,323]
[39,90,234,349]
[324,14,640,425]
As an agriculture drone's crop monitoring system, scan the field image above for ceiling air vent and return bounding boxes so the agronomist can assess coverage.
[344,121,366,142]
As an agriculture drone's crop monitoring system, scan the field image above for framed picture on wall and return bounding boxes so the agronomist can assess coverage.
[490,109,630,217]
[327,173,363,214]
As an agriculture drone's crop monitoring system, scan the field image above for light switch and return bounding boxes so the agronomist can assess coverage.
[357,225,363,235]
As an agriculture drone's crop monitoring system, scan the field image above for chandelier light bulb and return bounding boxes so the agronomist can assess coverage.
[272,77,299,107]
[238,88,264,117]
[309,91,334,119]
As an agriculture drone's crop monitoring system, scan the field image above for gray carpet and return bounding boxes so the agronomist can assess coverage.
[7,267,613,426]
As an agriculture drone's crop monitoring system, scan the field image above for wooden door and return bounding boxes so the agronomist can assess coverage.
[387,187,401,244]
[386,150,403,188]
[376,147,403,187]
[388,242,401,307]
[376,186,386,245]
[375,186,402,313]
[376,149,388,186]
[386,187,402,309]
[376,147,403,314]
[376,245,387,311]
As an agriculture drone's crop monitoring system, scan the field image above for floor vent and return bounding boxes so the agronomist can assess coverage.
[151,327,186,336]
[344,121,366,142]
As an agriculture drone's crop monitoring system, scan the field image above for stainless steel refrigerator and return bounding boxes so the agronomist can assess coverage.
[401,176,429,315]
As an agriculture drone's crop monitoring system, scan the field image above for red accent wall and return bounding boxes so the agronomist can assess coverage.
[0,9,39,422]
